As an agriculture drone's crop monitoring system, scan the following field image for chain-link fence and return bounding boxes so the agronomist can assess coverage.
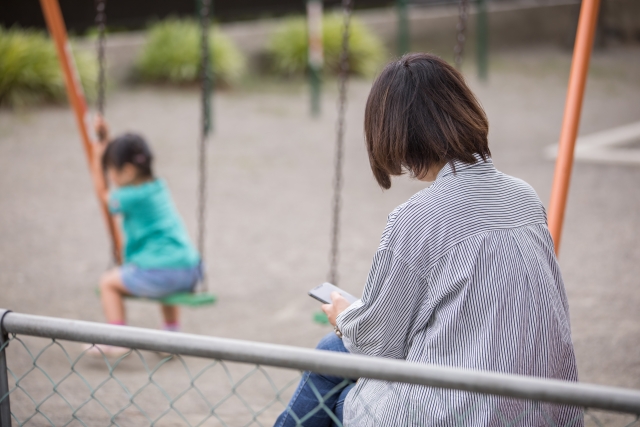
[1,309,640,427]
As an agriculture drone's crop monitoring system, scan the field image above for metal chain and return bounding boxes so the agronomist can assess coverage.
[328,0,354,287]
[95,0,119,267]
[453,0,469,70]
[197,0,213,292]
[95,0,107,116]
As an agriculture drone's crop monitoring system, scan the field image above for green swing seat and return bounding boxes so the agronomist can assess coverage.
[154,291,216,307]
[95,288,216,307]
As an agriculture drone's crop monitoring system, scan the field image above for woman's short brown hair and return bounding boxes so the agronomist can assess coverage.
[364,53,490,189]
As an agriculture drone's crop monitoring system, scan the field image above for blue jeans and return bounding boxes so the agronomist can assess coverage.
[274,333,356,427]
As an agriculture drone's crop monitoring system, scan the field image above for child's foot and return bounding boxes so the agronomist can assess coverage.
[83,343,131,358]
[162,322,180,332]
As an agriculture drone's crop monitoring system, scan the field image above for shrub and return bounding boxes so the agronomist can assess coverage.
[0,27,97,107]
[135,19,246,86]
[267,14,387,78]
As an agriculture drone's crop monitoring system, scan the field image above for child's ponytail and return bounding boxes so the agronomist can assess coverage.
[102,133,154,178]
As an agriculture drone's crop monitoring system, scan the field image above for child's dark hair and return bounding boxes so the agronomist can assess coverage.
[102,133,154,178]
[364,53,490,189]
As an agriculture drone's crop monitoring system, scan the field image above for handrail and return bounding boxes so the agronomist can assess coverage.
[1,309,640,415]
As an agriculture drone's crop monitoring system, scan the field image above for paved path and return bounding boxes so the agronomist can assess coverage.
[1,47,639,423]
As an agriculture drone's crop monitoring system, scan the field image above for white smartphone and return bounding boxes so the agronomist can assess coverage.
[308,282,359,305]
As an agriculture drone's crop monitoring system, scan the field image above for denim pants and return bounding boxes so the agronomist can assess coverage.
[274,333,356,427]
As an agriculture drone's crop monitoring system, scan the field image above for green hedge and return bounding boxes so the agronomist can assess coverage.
[135,19,246,86]
[267,14,387,78]
[0,27,97,107]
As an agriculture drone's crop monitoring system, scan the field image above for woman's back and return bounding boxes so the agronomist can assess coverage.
[338,158,581,426]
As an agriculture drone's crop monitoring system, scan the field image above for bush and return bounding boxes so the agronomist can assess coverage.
[0,27,97,107]
[267,14,387,78]
[135,19,246,86]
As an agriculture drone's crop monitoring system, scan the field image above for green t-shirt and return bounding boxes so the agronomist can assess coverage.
[108,179,200,269]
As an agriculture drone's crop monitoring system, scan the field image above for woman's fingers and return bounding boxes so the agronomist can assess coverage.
[319,292,353,328]
[321,303,337,326]
[321,303,332,315]
[330,292,352,312]
[330,291,346,303]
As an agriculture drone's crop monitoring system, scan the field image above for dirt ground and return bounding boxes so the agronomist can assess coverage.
[1,46,640,424]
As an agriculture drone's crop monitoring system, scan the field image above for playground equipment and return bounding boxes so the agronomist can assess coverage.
[307,0,323,116]
[40,0,600,304]
[38,0,216,307]
[548,0,601,255]
[38,0,122,265]
[327,0,353,288]
[396,0,488,78]
[453,0,469,70]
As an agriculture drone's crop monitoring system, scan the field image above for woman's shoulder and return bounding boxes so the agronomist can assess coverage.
[378,189,432,249]
[378,166,547,256]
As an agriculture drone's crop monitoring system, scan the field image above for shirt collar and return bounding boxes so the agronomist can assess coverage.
[436,154,493,180]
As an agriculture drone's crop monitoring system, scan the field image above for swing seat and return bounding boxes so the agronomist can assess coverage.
[156,291,216,307]
[95,289,217,307]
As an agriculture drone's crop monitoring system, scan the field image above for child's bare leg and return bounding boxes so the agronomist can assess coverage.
[100,268,129,324]
[161,305,180,331]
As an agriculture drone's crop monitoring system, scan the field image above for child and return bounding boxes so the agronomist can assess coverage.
[90,116,202,355]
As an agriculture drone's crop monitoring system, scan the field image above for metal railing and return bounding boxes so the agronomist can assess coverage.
[1,309,640,426]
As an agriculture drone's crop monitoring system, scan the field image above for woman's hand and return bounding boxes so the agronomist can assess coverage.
[321,292,352,327]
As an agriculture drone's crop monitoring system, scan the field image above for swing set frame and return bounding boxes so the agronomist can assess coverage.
[39,0,600,270]
[39,0,122,264]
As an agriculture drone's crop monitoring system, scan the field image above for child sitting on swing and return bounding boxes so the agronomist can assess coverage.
[90,116,202,355]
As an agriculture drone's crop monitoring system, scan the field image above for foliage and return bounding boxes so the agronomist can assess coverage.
[135,19,246,86]
[0,27,97,107]
[267,14,387,78]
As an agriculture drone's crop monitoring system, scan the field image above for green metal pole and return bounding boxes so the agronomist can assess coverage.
[476,0,488,81]
[307,0,323,117]
[397,0,409,56]
[309,64,321,117]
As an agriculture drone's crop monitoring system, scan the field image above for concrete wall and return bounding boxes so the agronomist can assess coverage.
[76,0,640,83]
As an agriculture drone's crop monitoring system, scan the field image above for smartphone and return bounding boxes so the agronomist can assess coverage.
[308,282,359,305]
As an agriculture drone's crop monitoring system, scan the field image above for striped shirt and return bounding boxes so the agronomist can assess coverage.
[337,156,581,427]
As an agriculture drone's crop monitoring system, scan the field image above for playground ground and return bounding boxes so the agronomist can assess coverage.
[1,46,640,423]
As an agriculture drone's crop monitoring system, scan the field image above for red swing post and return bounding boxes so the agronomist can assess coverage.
[39,0,122,263]
[547,0,602,255]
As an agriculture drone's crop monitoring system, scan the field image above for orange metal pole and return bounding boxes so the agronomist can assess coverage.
[547,0,601,256]
[39,0,122,264]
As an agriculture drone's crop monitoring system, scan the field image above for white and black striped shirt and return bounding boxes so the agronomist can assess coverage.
[337,156,581,427]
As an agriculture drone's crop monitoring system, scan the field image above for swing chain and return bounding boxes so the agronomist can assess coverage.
[328,0,353,287]
[94,0,119,266]
[95,0,107,116]
[197,0,213,292]
[453,0,469,70]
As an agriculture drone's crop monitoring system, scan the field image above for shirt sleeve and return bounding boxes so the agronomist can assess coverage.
[108,187,140,215]
[336,249,429,360]
[108,191,123,214]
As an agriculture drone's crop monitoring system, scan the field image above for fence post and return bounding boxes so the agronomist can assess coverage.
[0,310,12,427]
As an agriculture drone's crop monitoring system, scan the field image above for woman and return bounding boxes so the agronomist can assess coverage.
[275,53,581,427]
